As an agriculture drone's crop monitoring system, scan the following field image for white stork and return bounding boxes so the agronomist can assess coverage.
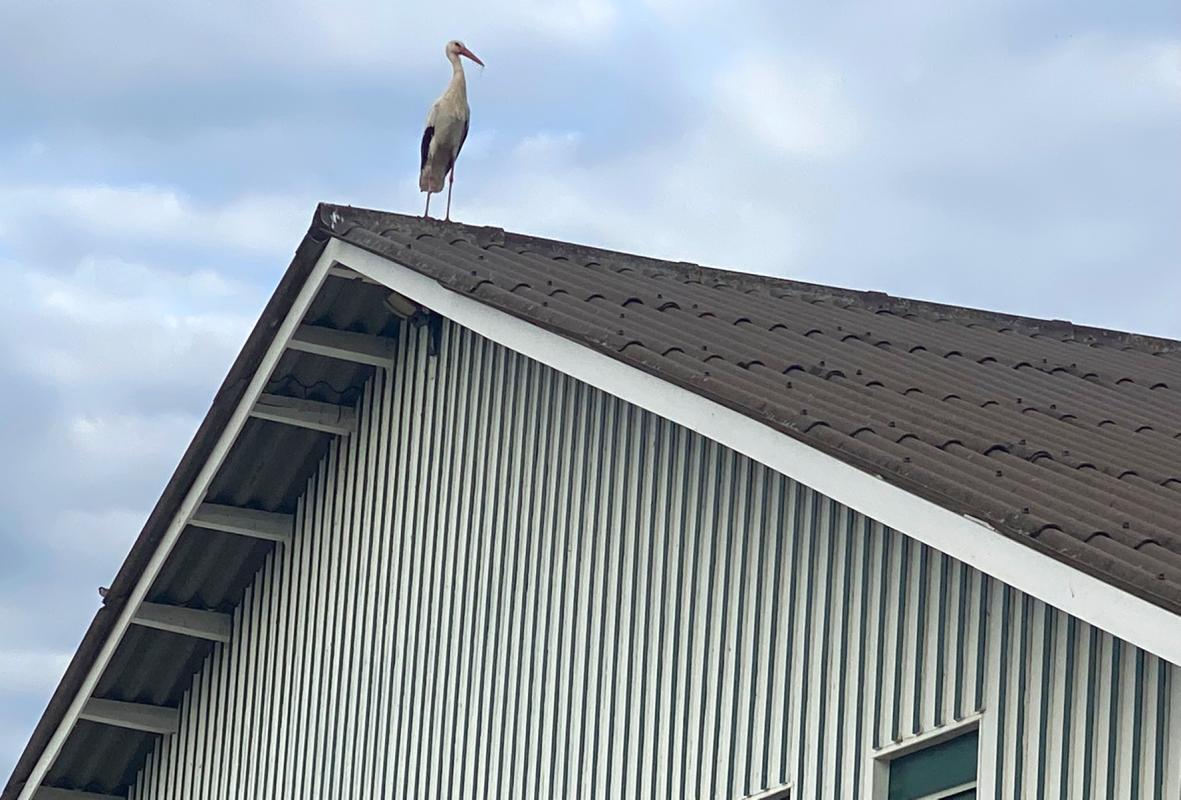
[420,39,484,222]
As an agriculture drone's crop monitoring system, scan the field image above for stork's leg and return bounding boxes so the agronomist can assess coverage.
[445,167,455,222]
[423,192,431,219]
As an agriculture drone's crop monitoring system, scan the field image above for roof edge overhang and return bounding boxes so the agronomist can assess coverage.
[3,208,342,800]
[329,236,1181,668]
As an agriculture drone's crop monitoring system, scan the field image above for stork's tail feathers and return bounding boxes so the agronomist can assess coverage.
[419,167,445,194]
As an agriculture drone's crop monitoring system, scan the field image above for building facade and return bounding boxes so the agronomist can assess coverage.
[8,206,1181,800]
[129,322,1178,799]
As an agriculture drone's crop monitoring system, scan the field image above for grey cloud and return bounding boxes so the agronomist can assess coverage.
[0,201,273,774]
[0,0,617,96]
[457,27,1181,338]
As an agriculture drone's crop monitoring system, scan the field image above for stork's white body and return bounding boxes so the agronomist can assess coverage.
[419,41,481,221]
[419,72,469,194]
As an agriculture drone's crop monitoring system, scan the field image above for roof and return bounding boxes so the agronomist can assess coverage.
[323,204,1181,615]
[7,202,1180,797]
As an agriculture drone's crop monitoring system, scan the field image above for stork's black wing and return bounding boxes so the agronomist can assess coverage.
[420,126,434,171]
[455,119,470,160]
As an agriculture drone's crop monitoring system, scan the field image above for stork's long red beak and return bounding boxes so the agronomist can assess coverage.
[459,46,484,67]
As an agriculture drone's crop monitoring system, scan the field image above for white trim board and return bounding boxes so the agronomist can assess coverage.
[871,713,982,762]
[333,240,1181,667]
[14,241,342,800]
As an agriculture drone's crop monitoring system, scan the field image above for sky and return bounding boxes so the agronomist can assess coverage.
[1,0,1179,779]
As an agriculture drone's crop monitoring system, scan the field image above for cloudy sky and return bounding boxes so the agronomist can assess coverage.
[1,0,1179,777]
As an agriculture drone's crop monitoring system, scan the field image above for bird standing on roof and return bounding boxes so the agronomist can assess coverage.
[420,39,484,222]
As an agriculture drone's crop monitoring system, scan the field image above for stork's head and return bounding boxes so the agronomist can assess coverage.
[446,40,484,67]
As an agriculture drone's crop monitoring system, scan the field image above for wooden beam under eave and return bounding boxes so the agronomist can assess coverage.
[189,502,293,543]
[249,393,356,435]
[288,324,397,367]
[33,788,125,800]
[131,601,232,643]
[79,698,179,735]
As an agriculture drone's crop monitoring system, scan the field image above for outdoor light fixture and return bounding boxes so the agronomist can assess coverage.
[383,290,419,319]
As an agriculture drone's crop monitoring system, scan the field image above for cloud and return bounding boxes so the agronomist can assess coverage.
[2,0,1180,782]
[42,507,150,560]
[452,29,1181,338]
[715,54,860,158]
[0,0,618,96]
[0,649,73,770]
[0,651,73,695]
[0,255,254,410]
[0,185,313,263]
[513,131,584,161]
[0,187,273,774]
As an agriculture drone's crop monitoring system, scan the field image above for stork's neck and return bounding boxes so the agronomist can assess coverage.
[446,53,467,92]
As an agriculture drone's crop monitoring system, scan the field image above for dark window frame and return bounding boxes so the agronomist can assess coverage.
[869,715,982,800]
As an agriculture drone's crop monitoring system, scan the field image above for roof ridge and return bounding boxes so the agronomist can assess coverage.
[318,202,1181,357]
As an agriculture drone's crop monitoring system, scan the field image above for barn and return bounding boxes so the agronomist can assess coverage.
[5,204,1181,799]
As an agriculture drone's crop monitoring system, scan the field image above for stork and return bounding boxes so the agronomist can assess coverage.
[420,39,484,222]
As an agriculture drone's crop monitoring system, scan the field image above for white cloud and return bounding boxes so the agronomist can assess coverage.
[462,124,808,274]
[64,412,200,464]
[4,256,253,393]
[0,184,313,257]
[453,28,1180,338]
[42,507,149,559]
[0,0,619,92]
[513,131,583,161]
[875,35,1181,174]
[715,53,860,158]
[1152,42,1181,92]
[0,651,71,694]
[0,191,263,602]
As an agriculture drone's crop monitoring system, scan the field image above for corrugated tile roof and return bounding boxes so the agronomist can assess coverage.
[323,203,1181,614]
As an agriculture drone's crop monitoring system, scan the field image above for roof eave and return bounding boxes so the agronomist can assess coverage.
[1,208,336,800]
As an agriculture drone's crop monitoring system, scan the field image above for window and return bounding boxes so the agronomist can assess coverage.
[885,729,978,800]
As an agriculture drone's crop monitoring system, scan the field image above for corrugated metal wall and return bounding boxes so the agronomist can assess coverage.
[129,319,1180,799]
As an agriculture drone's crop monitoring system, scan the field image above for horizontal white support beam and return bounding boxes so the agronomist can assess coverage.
[131,601,231,643]
[249,393,356,435]
[34,788,124,800]
[189,502,293,543]
[288,324,396,367]
[79,698,178,735]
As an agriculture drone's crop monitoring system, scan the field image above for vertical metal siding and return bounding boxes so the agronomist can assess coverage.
[129,319,1178,799]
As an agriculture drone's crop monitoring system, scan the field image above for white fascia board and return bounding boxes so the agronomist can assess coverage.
[333,239,1181,667]
[14,240,342,800]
